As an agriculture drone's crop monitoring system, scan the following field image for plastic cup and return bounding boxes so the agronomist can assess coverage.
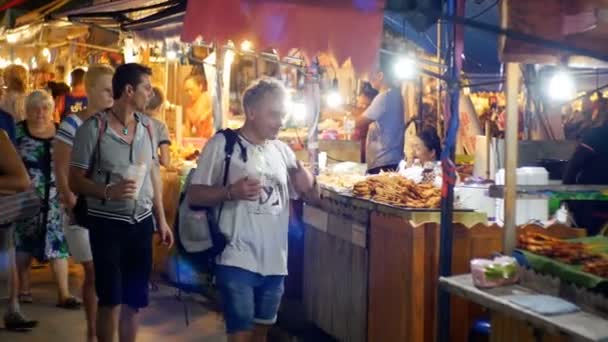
[124,164,147,198]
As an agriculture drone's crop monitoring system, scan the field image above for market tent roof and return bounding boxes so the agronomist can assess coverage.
[181,0,385,73]
[14,0,71,27]
[121,0,185,42]
[384,0,502,75]
[54,0,179,29]
[501,0,608,66]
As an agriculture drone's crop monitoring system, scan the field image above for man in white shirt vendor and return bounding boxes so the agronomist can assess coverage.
[187,77,318,342]
[354,54,405,174]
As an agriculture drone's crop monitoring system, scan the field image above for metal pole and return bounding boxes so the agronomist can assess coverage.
[306,58,321,176]
[437,0,462,341]
[503,63,520,254]
[417,76,424,132]
[436,20,442,134]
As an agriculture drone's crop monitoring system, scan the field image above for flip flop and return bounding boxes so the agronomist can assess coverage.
[56,297,82,310]
[18,293,33,304]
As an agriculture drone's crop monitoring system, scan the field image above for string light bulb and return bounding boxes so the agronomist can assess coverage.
[240,40,253,52]
[548,69,576,101]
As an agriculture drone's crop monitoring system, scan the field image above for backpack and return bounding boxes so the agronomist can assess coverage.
[174,129,247,276]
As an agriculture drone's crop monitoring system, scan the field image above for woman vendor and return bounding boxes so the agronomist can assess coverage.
[563,100,608,235]
[412,127,442,164]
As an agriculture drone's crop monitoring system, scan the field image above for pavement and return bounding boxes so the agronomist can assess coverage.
[0,262,227,342]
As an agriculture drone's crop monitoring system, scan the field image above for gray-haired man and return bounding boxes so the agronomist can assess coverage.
[188,78,318,342]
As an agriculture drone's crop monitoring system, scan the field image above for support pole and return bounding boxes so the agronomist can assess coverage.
[503,63,520,254]
[436,20,442,134]
[305,58,321,175]
[437,0,463,341]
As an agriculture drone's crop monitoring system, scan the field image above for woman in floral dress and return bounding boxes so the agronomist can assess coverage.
[14,90,80,309]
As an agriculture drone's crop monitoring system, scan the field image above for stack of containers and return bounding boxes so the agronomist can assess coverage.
[495,167,549,225]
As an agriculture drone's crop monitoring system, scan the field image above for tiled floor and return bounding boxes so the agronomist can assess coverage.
[0,263,227,341]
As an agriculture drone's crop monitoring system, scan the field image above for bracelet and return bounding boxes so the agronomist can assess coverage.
[104,184,111,201]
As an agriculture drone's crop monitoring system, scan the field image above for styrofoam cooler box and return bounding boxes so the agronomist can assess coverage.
[495,167,549,225]
[455,184,496,219]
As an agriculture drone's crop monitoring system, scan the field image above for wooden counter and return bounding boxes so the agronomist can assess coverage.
[300,189,490,342]
[440,274,608,342]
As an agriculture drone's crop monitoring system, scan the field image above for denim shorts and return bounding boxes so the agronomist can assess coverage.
[215,265,285,334]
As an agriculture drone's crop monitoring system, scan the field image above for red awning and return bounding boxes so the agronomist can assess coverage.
[181,0,384,72]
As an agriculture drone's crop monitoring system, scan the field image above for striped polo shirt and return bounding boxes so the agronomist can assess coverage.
[70,111,155,224]
[56,114,83,147]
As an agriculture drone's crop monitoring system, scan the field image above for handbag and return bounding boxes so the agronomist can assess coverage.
[0,190,41,226]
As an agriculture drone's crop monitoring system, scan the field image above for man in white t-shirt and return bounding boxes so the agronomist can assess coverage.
[188,78,318,342]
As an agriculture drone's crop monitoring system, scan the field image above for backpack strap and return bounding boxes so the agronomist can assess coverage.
[88,113,107,177]
[214,128,246,221]
[139,115,156,161]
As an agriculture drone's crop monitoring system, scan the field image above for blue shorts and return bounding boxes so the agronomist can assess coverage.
[215,265,285,334]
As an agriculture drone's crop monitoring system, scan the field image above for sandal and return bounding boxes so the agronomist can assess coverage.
[56,296,82,310]
[18,292,33,304]
[4,311,38,331]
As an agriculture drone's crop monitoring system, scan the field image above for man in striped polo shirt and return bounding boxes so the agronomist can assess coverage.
[69,63,173,342]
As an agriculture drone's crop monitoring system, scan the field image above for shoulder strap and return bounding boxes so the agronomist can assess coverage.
[140,115,156,161]
[88,114,107,175]
[211,129,247,222]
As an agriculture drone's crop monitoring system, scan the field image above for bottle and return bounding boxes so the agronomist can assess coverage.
[343,111,355,140]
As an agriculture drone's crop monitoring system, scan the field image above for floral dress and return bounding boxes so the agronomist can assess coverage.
[14,122,68,262]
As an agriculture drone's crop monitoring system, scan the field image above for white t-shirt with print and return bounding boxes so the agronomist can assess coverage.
[190,133,298,276]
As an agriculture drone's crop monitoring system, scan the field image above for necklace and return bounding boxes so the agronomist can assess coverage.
[109,110,131,135]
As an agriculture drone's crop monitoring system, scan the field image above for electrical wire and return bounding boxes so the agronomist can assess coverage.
[468,0,498,20]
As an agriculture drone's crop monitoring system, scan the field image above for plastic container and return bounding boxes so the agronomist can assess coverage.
[495,167,549,225]
[471,256,519,288]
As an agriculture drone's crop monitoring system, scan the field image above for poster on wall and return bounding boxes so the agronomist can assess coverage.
[458,94,483,154]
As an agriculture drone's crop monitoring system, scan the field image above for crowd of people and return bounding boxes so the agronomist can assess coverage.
[0,59,319,342]
[0,62,175,342]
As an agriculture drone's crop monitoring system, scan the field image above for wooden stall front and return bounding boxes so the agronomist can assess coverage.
[300,189,489,342]
[296,189,589,342]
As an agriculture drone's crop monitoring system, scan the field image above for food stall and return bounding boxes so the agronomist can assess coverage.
[439,0,608,341]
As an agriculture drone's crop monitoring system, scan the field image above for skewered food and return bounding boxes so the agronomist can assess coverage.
[352,173,442,208]
[518,232,608,278]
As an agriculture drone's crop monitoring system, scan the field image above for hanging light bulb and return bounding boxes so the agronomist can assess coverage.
[166,49,178,60]
[240,40,253,52]
[326,91,343,109]
[548,69,576,101]
[41,48,51,63]
[394,56,417,80]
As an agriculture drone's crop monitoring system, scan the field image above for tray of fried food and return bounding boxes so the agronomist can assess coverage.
[518,232,602,265]
[583,258,608,278]
[351,173,442,209]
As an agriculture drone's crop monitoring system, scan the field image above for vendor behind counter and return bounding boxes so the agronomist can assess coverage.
[354,53,406,175]
[563,107,608,235]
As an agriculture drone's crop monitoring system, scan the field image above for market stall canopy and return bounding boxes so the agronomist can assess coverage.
[181,0,384,72]
[384,0,501,75]
[14,0,71,27]
[501,0,608,67]
[121,1,185,43]
[54,0,179,30]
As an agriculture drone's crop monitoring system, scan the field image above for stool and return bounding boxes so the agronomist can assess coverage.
[468,318,491,342]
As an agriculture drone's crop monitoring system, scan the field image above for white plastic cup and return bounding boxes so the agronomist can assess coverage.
[124,164,147,199]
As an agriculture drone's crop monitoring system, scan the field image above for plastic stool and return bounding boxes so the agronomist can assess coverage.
[468,319,491,342]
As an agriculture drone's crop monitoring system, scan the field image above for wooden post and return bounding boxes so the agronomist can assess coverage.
[503,63,520,254]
